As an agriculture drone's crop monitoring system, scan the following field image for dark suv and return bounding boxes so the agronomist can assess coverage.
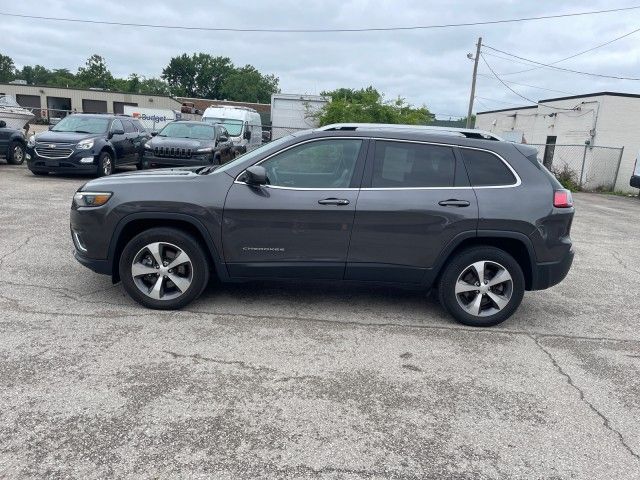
[141,121,234,169]
[0,120,27,165]
[27,114,150,176]
[70,124,574,327]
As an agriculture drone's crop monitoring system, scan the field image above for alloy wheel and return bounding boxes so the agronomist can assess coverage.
[13,145,24,163]
[454,260,513,317]
[103,156,113,176]
[131,242,193,301]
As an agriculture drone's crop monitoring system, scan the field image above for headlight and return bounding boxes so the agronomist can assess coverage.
[196,147,213,153]
[73,191,112,208]
[27,135,35,148]
[76,139,94,150]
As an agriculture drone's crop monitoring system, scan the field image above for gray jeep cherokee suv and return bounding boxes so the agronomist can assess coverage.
[70,124,574,327]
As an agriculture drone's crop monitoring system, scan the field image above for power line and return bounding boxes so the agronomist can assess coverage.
[1,6,639,33]
[480,54,576,110]
[500,26,640,76]
[477,73,574,95]
[476,95,532,107]
[482,44,640,80]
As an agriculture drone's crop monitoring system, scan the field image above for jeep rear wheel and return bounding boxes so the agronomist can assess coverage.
[119,228,209,310]
[438,247,524,327]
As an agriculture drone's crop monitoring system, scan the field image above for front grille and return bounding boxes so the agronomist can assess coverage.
[35,142,74,159]
[154,146,193,159]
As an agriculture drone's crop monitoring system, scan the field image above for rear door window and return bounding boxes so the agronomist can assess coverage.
[371,141,456,188]
[461,149,517,187]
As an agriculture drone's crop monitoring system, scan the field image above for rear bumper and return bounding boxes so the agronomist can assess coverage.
[531,248,574,290]
[631,175,640,189]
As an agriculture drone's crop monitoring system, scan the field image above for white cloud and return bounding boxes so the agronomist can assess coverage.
[2,0,640,117]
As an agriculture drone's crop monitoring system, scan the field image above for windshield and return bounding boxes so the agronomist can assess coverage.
[212,135,293,175]
[202,118,244,136]
[52,116,110,134]
[159,122,215,140]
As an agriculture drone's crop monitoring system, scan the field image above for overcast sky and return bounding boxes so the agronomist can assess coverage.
[2,0,640,118]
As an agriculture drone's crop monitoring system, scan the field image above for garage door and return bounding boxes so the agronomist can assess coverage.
[113,101,138,114]
[16,94,41,119]
[82,99,108,113]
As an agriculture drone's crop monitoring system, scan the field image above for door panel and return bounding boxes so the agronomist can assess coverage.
[346,189,478,282]
[345,140,479,283]
[222,184,359,278]
[221,137,368,279]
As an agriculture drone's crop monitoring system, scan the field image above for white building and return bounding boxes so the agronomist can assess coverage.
[0,83,181,120]
[270,93,328,139]
[476,92,640,193]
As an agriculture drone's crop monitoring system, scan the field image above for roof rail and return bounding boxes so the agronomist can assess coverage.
[317,123,503,141]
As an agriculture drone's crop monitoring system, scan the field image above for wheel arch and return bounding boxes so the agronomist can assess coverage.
[108,213,226,283]
[432,231,536,291]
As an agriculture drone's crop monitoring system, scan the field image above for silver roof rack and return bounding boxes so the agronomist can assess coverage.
[317,123,503,141]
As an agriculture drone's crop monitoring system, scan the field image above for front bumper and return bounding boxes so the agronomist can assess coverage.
[74,250,112,275]
[143,153,211,167]
[631,175,640,189]
[531,248,574,290]
[27,148,97,174]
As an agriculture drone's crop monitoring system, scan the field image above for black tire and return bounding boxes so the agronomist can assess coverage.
[119,227,210,310]
[438,247,525,327]
[97,151,114,177]
[7,141,26,165]
[31,170,48,176]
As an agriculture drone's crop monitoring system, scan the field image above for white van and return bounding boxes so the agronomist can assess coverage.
[201,106,262,154]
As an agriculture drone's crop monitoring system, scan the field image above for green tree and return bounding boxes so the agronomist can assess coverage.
[162,53,234,98]
[139,77,171,96]
[76,54,113,89]
[316,87,434,126]
[220,65,279,103]
[49,68,77,88]
[20,65,52,85]
[0,53,15,82]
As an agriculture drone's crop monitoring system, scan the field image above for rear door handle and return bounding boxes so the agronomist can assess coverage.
[438,199,471,207]
[318,198,350,206]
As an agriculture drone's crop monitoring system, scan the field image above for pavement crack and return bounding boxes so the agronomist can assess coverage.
[611,251,640,276]
[163,350,275,373]
[531,334,640,462]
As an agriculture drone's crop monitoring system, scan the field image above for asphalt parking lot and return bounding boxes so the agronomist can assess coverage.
[1,163,639,479]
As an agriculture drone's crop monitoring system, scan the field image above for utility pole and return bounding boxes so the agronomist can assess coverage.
[466,37,482,129]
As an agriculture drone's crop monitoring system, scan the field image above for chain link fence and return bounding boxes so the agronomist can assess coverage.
[528,143,624,192]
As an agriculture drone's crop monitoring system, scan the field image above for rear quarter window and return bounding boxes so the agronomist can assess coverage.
[461,149,517,186]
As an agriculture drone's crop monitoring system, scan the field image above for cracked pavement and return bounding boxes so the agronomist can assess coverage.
[0,164,639,479]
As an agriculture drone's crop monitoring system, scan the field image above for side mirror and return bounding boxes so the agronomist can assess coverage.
[243,130,252,140]
[0,120,6,128]
[113,128,125,135]
[151,131,158,137]
[219,135,229,143]
[245,165,267,185]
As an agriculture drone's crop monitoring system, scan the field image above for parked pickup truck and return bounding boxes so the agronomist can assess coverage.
[0,120,27,165]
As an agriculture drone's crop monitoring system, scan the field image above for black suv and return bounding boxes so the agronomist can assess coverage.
[27,114,150,176]
[141,121,234,169]
[70,125,574,327]
[0,120,27,165]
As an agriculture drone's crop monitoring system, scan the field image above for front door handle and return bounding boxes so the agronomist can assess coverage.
[318,198,350,206]
[438,199,471,207]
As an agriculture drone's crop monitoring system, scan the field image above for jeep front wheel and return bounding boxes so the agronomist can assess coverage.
[119,228,209,310]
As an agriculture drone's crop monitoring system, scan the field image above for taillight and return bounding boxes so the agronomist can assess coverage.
[553,189,573,208]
